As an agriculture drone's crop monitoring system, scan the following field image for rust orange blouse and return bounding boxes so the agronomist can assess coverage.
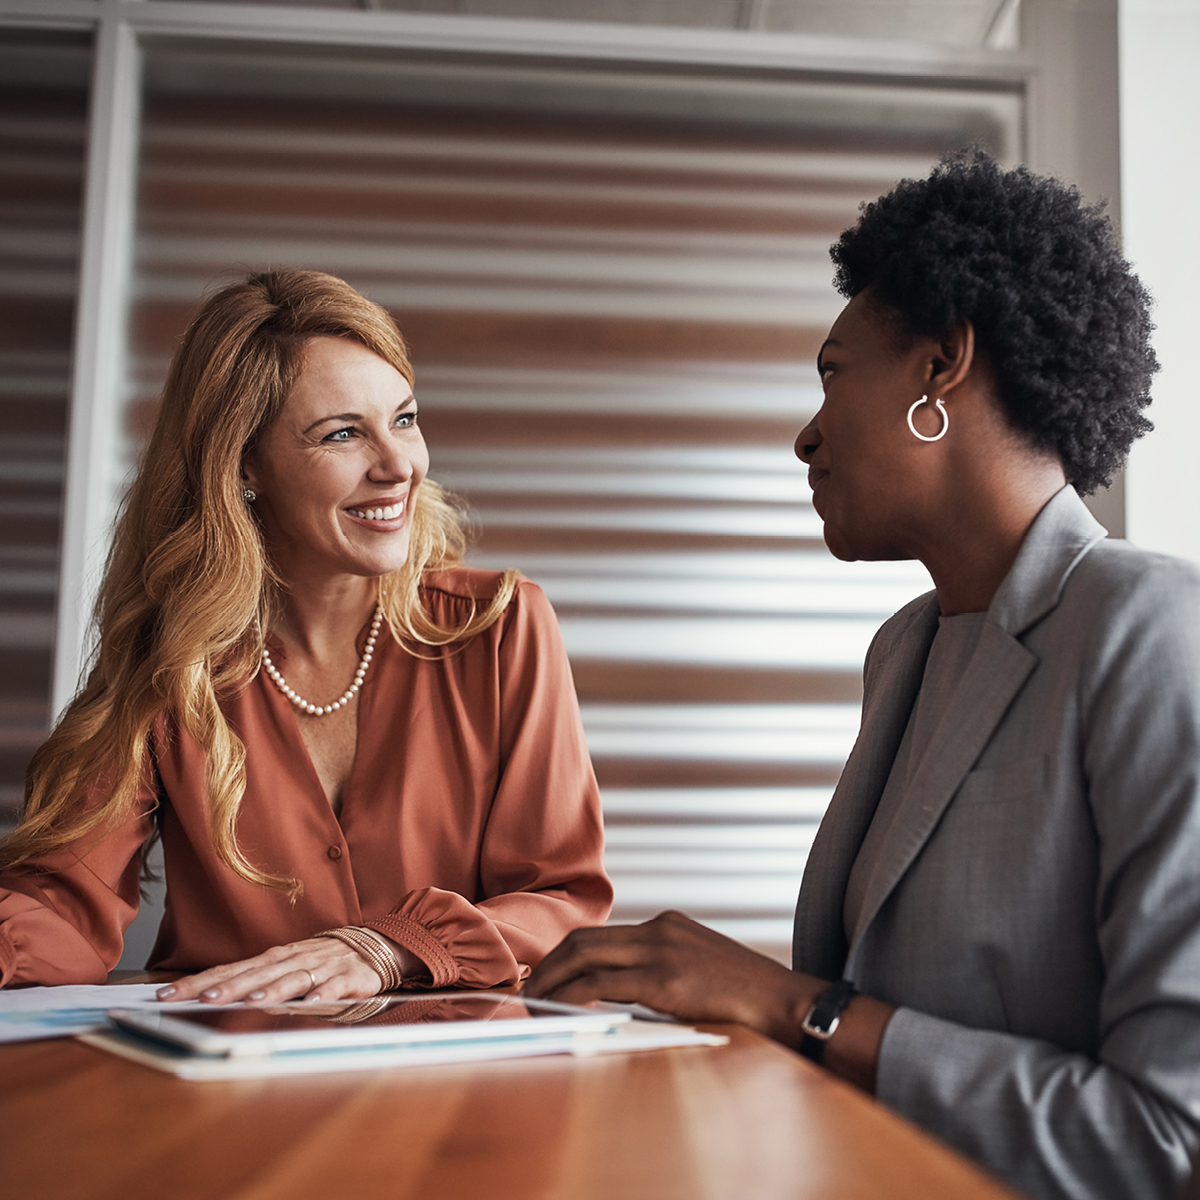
[0,569,612,989]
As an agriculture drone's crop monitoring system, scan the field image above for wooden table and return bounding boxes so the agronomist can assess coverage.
[0,981,1023,1200]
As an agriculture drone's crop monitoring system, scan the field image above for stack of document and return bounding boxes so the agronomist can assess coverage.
[0,983,166,1042]
[2,986,726,1079]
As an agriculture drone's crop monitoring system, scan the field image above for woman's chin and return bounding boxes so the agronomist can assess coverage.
[823,536,861,563]
[823,530,912,565]
[362,552,412,579]
[819,518,856,562]
[337,535,414,580]
[821,521,880,564]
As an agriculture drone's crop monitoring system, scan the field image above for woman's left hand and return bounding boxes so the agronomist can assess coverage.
[155,937,385,1005]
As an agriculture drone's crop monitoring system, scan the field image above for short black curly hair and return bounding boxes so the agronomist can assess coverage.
[830,149,1156,494]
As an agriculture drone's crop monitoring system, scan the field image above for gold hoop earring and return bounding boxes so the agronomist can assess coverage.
[906,395,948,443]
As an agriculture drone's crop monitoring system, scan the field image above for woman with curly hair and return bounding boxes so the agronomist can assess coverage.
[0,269,611,1000]
[527,152,1200,1200]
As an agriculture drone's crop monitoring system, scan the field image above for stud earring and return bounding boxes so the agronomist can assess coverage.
[242,488,257,503]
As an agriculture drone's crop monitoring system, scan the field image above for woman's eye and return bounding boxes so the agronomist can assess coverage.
[324,427,354,442]
[396,412,417,428]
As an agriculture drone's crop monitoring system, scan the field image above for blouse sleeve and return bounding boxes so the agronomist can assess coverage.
[0,787,156,988]
[365,581,613,987]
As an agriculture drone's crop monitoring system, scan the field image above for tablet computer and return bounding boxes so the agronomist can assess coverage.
[107,992,627,1058]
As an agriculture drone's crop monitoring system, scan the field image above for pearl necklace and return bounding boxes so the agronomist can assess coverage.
[262,605,383,716]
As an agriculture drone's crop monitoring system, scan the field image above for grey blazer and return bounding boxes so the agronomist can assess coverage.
[793,487,1200,1200]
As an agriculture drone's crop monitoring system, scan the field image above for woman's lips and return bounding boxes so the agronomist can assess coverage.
[808,469,829,517]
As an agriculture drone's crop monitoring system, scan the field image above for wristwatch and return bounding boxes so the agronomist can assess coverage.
[798,979,857,1065]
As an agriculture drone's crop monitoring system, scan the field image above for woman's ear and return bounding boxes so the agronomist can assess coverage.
[240,455,262,494]
[927,318,975,398]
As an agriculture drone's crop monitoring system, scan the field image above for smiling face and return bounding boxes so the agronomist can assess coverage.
[795,291,939,562]
[242,335,429,588]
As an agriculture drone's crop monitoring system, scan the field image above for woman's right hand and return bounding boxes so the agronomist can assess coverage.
[524,910,896,1092]
[525,910,819,1039]
[155,936,390,1005]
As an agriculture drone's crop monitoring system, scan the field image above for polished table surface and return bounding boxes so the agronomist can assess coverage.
[0,976,1023,1200]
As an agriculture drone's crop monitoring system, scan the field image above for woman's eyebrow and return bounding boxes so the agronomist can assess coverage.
[303,412,362,434]
[301,396,416,435]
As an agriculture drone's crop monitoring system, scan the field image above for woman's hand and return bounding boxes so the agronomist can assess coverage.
[525,911,897,1091]
[155,936,387,1005]
[524,911,823,1044]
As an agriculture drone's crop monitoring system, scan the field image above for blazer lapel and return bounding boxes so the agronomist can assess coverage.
[843,623,1037,955]
[841,486,1106,967]
[792,596,939,979]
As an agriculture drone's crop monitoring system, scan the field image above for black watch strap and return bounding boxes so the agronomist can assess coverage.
[798,979,857,1065]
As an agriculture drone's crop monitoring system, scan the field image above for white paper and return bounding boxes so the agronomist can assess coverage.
[0,984,164,1012]
[79,1019,728,1080]
[571,1020,728,1056]
[0,984,186,1043]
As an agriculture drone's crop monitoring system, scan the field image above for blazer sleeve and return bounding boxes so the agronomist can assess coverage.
[874,561,1200,1200]
[0,789,156,988]
[365,582,613,988]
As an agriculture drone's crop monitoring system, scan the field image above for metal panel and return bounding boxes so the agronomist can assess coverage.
[0,33,90,828]
[122,0,1033,79]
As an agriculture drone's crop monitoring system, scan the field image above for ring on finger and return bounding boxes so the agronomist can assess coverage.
[304,969,318,992]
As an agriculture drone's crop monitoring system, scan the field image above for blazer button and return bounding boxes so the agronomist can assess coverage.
[327,845,342,860]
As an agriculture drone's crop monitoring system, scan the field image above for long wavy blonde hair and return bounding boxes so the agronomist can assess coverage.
[1,269,517,891]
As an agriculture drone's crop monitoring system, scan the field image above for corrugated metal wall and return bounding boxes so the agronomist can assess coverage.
[0,37,89,832]
[0,33,1020,962]
[130,84,953,959]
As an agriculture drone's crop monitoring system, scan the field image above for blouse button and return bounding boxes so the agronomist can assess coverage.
[327,845,342,861]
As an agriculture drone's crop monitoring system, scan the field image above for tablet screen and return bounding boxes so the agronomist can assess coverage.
[109,992,624,1055]
[170,994,550,1033]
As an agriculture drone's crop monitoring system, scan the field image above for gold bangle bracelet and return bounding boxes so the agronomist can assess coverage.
[344,928,403,992]
[316,927,404,992]
[352,928,405,991]
[323,928,400,991]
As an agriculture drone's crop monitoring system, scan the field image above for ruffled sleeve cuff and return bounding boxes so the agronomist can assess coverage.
[365,887,524,989]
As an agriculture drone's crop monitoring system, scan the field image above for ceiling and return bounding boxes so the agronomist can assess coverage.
[160,0,1025,51]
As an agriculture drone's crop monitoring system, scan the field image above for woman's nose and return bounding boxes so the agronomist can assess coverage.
[795,415,822,464]
[369,438,415,482]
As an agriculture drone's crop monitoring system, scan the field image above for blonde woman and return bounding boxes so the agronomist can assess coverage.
[0,270,611,1002]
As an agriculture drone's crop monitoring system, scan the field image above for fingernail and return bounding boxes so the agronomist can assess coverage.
[202,988,221,1000]
[248,990,266,1001]
[156,986,176,999]
[307,994,321,1002]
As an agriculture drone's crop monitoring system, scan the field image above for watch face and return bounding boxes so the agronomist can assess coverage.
[804,980,857,1038]
[801,1006,832,1039]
